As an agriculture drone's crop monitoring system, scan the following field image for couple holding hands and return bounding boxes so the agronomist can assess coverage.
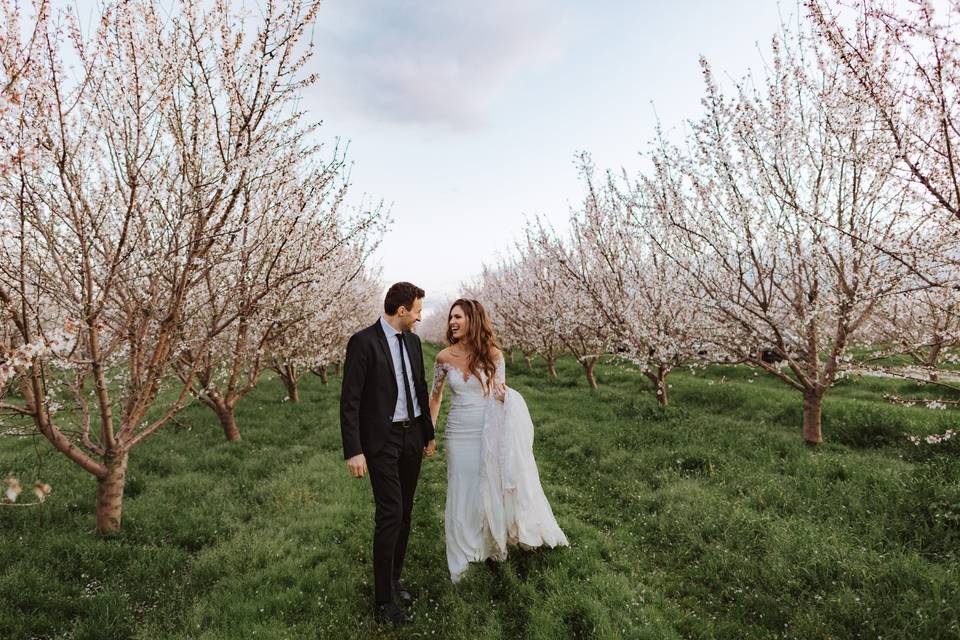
[339,282,567,625]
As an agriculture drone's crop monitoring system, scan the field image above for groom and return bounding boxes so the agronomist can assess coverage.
[340,281,437,625]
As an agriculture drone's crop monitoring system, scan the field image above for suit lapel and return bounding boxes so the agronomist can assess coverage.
[373,320,399,396]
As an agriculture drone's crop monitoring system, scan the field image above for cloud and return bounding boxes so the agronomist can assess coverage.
[310,0,569,129]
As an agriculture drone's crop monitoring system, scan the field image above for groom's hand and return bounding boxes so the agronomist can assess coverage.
[424,439,436,458]
[346,454,367,478]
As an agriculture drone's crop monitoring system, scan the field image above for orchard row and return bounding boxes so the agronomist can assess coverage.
[0,1,382,531]
[423,0,960,446]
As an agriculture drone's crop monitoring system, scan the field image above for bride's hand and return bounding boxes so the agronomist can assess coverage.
[493,383,507,402]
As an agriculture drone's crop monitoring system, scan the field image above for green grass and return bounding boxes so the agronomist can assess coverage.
[1,346,958,639]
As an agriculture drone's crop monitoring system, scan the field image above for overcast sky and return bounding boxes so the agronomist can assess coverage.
[305,0,792,315]
[60,0,794,316]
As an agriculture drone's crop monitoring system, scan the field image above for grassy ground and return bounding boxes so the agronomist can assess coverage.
[1,345,958,639]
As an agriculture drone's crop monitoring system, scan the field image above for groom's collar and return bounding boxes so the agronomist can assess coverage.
[379,315,402,337]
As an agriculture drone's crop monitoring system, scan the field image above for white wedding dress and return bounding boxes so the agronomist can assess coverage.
[432,357,568,582]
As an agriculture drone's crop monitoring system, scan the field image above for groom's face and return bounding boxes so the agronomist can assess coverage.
[397,297,423,331]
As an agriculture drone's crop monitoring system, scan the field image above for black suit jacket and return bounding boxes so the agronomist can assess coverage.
[339,319,436,459]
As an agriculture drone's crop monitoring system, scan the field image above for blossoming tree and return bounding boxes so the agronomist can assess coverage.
[171,153,384,437]
[808,0,960,225]
[267,242,383,402]
[651,29,918,443]
[540,155,705,404]
[0,0,327,531]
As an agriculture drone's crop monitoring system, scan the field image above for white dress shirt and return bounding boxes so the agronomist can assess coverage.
[379,316,422,421]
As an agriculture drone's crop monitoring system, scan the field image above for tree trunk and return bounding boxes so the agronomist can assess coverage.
[281,365,300,402]
[216,406,242,442]
[199,392,242,442]
[802,391,823,444]
[546,356,558,378]
[507,350,514,364]
[334,361,342,376]
[583,360,598,389]
[646,367,669,406]
[284,377,300,402]
[96,450,129,534]
[925,342,943,377]
[312,366,329,384]
[524,353,533,369]
[656,367,668,406]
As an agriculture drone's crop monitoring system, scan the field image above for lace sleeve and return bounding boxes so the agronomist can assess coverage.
[494,356,506,386]
[431,361,449,400]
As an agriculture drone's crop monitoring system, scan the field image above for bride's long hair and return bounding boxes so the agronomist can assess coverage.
[446,298,500,394]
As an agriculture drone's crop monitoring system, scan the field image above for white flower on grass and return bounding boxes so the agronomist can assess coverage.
[4,476,21,502]
[33,481,52,502]
[925,429,956,445]
[907,429,956,446]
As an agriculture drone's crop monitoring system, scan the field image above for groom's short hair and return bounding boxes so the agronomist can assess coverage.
[384,282,425,315]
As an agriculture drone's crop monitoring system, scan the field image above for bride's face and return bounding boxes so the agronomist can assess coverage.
[448,305,468,341]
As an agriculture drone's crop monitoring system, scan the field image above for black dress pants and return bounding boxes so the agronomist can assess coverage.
[367,419,423,604]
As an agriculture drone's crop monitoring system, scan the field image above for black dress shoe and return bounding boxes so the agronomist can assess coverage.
[392,580,413,607]
[375,602,414,624]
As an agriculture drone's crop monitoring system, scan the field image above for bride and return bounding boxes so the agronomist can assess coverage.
[428,298,568,582]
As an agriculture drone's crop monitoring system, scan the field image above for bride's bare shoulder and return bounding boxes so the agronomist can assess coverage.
[490,347,503,360]
[435,347,452,364]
